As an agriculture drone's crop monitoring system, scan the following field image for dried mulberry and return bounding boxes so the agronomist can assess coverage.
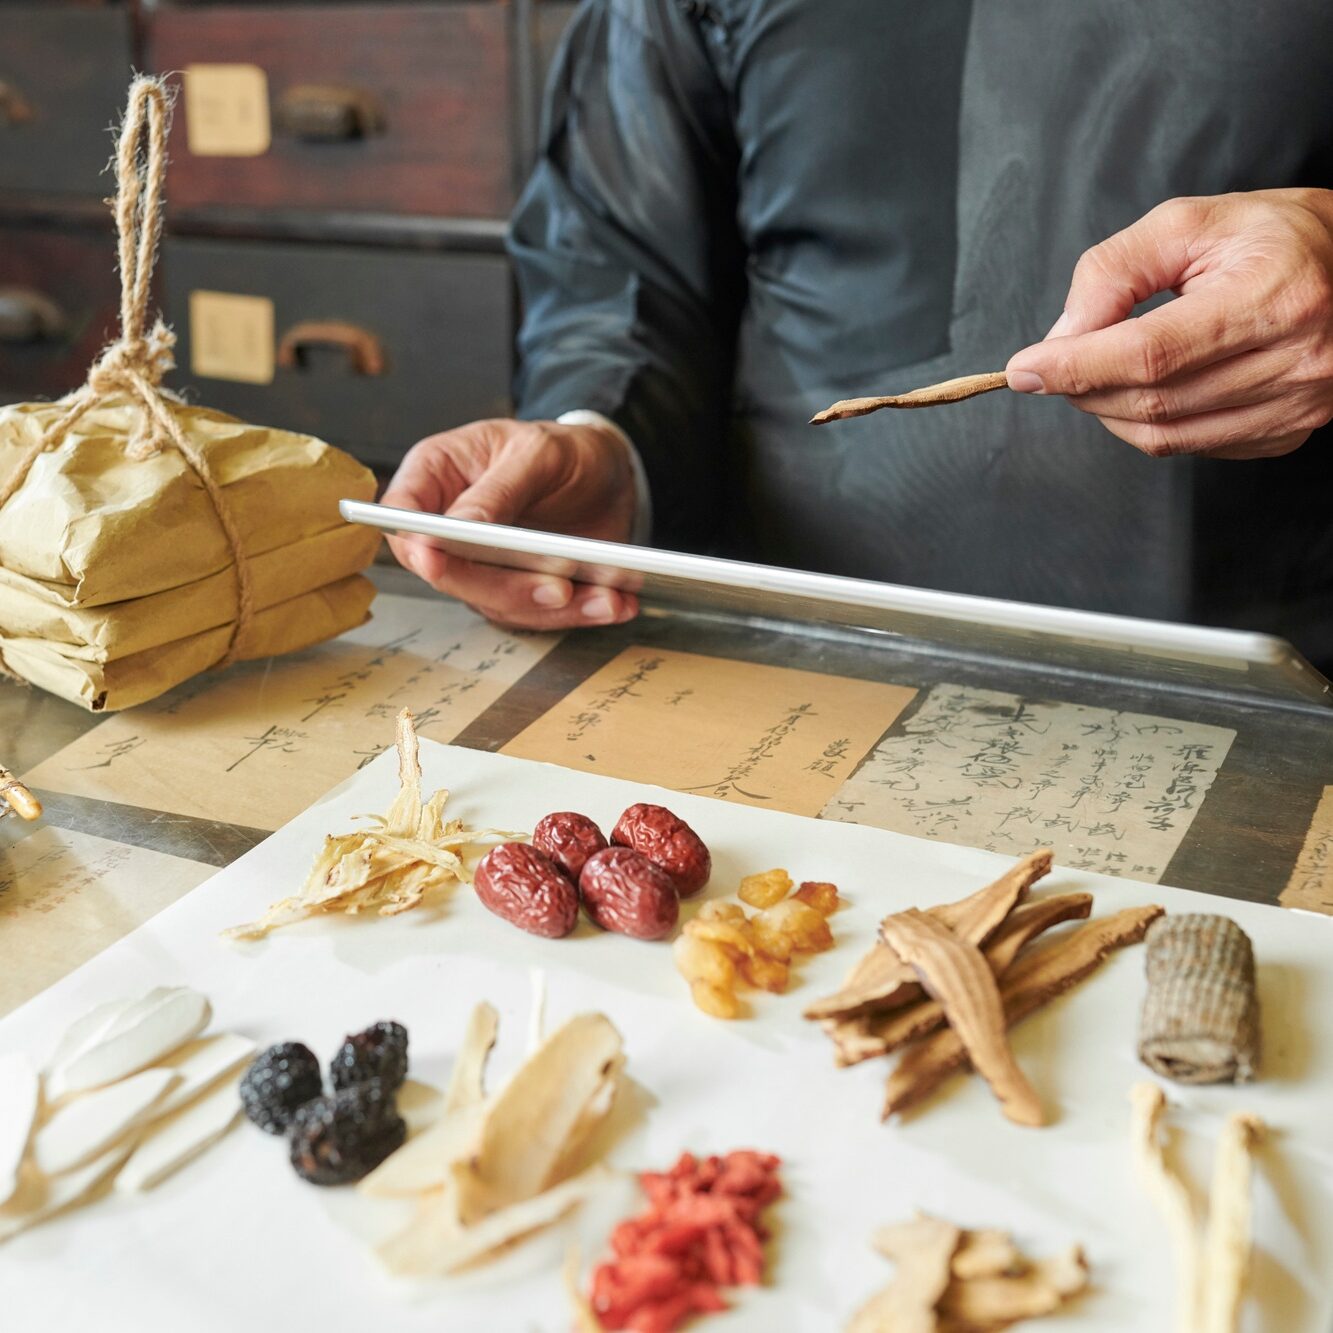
[240,1042,323,1135]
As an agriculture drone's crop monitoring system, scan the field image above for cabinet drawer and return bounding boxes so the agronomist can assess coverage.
[148,4,515,219]
[162,238,513,471]
[0,223,120,402]
[0,8,134,197]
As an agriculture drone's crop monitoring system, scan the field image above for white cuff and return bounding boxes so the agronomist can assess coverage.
[556,409,653,546]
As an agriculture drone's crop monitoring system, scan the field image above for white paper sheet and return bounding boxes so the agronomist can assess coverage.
[0,744,1329,1333]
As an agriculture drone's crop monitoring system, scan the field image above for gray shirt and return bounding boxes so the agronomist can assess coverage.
[510,0,1333,663]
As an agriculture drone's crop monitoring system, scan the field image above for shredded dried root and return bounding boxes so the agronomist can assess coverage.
[812,372,1010,423]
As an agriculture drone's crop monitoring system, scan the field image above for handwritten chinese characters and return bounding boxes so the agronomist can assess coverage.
[503,647,916,816]
[821,685,1234,882]
[0,827,214,1016]
[23,595,560,829]
[1281,786,1333,915]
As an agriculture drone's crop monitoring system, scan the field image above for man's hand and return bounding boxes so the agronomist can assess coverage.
[1006,189,1333,459]
[382,418,640,630]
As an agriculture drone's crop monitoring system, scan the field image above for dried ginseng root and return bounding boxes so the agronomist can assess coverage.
[1130,1082,1265,1333]
[811,372,1009,423]
[883,905,1164,1120]
[0,765,40,821]
[223,709,518,939]
[879,909,1044,1127]
[849,1213,1088,1332]
[1138,914,1260,1084]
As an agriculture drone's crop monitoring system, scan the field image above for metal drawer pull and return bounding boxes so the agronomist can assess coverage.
[0,79,34,127]
[276,320,386,376]
[0,288,67,343]
[274,84,383,142]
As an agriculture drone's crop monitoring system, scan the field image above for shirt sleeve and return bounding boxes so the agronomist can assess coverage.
[507,0,744,553]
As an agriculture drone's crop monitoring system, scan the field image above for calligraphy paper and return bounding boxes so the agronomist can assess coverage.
[1281,787,1333,915]
[23,594,559,830]
[822,684,1234,882]
[0,827,214,1017]
[502,647,916,816]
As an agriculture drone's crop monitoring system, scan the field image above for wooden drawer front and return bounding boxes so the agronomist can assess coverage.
[0,224,120,402]
[0,8,134,196]
[149,4,515,219]
[163,238,513,471]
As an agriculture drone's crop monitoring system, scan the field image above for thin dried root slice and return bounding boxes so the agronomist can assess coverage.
[948,1228,1024,1281]
[850,1213,961,1333]
[806,850,1052,1022]
[937,1245,1088,1324]
[379,1165,614,1277]
[1200,1111,1264,1333]
[453,1013,623,1225]
[812,372,1010,423]
[358,1099,490,1198]
[1131,1082,1201,1329]
[444,1001,499,1113]
[884,905,1163,1119]
[0,1137,136,1243]
[115,1075,242,1192]
[830,894,1092,1067]
[880,909,1044,1127]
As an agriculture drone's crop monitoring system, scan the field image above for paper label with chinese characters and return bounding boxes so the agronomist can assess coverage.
[502,646,916,817]
[821,684,1234,882]
[1281,786,1333,914]
[23,595,559,830]
[0,827,214,1017]
[183,63,271,157]
[189,290,276,385]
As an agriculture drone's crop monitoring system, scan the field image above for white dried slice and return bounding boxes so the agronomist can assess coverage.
[47,987,211,1098]
[453,1013,623,1226]
[358,1099,490,1198]
[0,1137,135,1242]
[443,1001,499,1114]
[547,1060,625,1187]
[0,1054,39,1206]
[149,1033,256,1119]
[528,968,547,1056]
[35,1067,179,1175]
[45,996,136,1075]
[378,1165,614,1277]
[116,1076,241,1193]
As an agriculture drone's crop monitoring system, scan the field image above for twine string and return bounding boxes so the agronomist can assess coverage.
[0,76,253,668]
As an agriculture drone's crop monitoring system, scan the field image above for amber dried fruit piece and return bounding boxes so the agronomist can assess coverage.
[811,372,1009,423]
[880,909,1044,1127]
[883,904,1164,1119]
[828,892,1092,1067]
[1138,914,1259,1085]
[793,881,840,916]
[805,849,1052,1023]
[739,868,794,909]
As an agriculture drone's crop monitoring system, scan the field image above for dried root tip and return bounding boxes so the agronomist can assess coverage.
[1138,914,1260,1085]
[0,768,41,820]
[811,372,1010,423]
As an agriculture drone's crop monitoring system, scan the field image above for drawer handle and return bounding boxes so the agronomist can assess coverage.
[0,80,35,127]
[274,84,383,142]
[277,320,386,376]
[0,288,67,343]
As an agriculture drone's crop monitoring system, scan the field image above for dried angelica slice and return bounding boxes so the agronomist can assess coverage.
[879,909,1044,1127]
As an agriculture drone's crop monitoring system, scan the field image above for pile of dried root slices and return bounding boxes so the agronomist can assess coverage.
[847,1212,1088,1332]
[805,849,1165,1125]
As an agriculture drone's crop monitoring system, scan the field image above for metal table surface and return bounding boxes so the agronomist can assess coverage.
[3,564,1332,916]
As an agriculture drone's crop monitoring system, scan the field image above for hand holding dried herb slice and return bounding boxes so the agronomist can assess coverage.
[879,909,1045,1127]
[811,372,1010,423]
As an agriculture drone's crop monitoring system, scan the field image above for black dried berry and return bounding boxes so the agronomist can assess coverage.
[329,1020,409,1093]
[287,1079,406,1185]
[240,1042,323,1135]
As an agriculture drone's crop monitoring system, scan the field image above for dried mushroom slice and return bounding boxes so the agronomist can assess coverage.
[880,909,1044,1127]
[1138,914,1260,1084]
[884,905,1163,1119]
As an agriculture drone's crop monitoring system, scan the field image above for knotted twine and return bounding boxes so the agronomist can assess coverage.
[0,76,254,668]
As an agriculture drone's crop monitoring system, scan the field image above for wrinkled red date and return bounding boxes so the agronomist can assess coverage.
[579,847,679,941]
[532,811,608,884]
[611,803,711,898]
[473,842,579,939]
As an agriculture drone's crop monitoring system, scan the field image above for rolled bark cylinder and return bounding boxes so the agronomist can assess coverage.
[1138,915,1259,1084]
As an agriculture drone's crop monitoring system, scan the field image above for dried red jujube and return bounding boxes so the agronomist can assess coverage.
[532,810,608,884]
[611,803,712,898]
[579,846,680,941]
[473,842,579,939]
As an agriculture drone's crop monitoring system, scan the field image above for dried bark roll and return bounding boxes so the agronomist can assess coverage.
[1138,915,1259,1084]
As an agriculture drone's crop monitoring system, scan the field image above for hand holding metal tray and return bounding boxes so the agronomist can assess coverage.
[340,500,1329,710]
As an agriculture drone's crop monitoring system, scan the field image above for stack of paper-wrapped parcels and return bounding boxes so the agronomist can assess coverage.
[0,399,380,712]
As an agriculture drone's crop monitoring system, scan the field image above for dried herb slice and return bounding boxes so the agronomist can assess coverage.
[879,909,1045,1127]
[811,372,1009,423]
[805,850,1052,1023]
[883,904,1164,1120]
[849,1213,960,1333]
